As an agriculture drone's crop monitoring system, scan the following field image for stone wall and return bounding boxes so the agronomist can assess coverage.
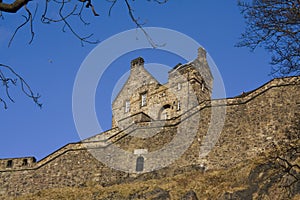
[0,76,299,198]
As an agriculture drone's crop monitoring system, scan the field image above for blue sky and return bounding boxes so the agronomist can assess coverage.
[0,1,271,160]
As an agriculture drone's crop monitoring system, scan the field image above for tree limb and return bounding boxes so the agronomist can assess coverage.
[0,0,29,13]
[237,0,300,76]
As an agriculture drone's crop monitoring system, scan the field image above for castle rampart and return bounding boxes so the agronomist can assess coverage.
[0,75,299,197]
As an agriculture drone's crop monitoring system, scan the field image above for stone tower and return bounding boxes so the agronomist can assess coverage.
[168,47,213,108]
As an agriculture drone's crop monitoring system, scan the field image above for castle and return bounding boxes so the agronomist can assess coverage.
[0,48,299,198]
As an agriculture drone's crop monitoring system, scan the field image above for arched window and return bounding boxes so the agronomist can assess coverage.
[136,156,144,172]
[158,104,171,120]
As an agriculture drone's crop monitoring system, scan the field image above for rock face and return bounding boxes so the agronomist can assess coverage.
[0,50,299,199]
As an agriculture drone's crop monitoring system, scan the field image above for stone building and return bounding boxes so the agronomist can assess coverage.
[0,48,299,197]
[112,47,212,129]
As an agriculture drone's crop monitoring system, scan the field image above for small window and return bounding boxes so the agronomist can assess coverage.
[177,101,181,111]
[136,156,144,172]
[125,100,130,113]
[141,92,147,107]
[177,83,181,90]
[6,160,13,168]
[22,159,28,166]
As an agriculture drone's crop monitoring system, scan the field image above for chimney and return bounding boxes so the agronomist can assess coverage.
[131,57,145,69]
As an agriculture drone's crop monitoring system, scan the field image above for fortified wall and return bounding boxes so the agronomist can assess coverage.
[0,48,299,197]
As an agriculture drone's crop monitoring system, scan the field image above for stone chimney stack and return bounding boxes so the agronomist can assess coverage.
[131,57,145,69]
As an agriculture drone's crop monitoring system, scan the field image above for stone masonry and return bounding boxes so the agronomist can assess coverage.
[0,48,299,198]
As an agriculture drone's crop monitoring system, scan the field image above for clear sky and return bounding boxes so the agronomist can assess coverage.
[0,1,272,160]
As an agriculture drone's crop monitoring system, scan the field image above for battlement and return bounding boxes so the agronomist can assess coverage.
[0,157,36,171]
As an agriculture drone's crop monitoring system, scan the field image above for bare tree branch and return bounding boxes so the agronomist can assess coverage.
[7,3,37,47]
[8,6,31,47]
[0,0,169,108]
[124,0,167,48]
[107,0,117,16]
[237,0,300,76]
[4,0,169,48]
[0,0,29,13]
[74,2,90,25]
[0,64,42,109]
[40,0,99,46]
[59,0,98,45]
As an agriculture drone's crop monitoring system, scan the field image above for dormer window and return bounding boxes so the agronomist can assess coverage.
[125,100,130,113]
[141,92,147,107]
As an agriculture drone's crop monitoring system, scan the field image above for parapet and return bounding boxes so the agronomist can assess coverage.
[0,157,36,171]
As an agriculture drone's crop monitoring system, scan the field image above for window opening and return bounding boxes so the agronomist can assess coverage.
[6,160,13,168]
[136,156,144,172]
[22,159,28,166]
[177,101,181,111]
[141,93,147,107]
[177,83,181,90]
[125,100,130,113]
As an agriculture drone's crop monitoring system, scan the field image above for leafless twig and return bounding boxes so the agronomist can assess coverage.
[237,0,300,76]
[124,0,167,48]
[8,5,31,47]
[107,0,117,16]
[0,64,42,109]
[0,0,169,109]
[40,0,98,46]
